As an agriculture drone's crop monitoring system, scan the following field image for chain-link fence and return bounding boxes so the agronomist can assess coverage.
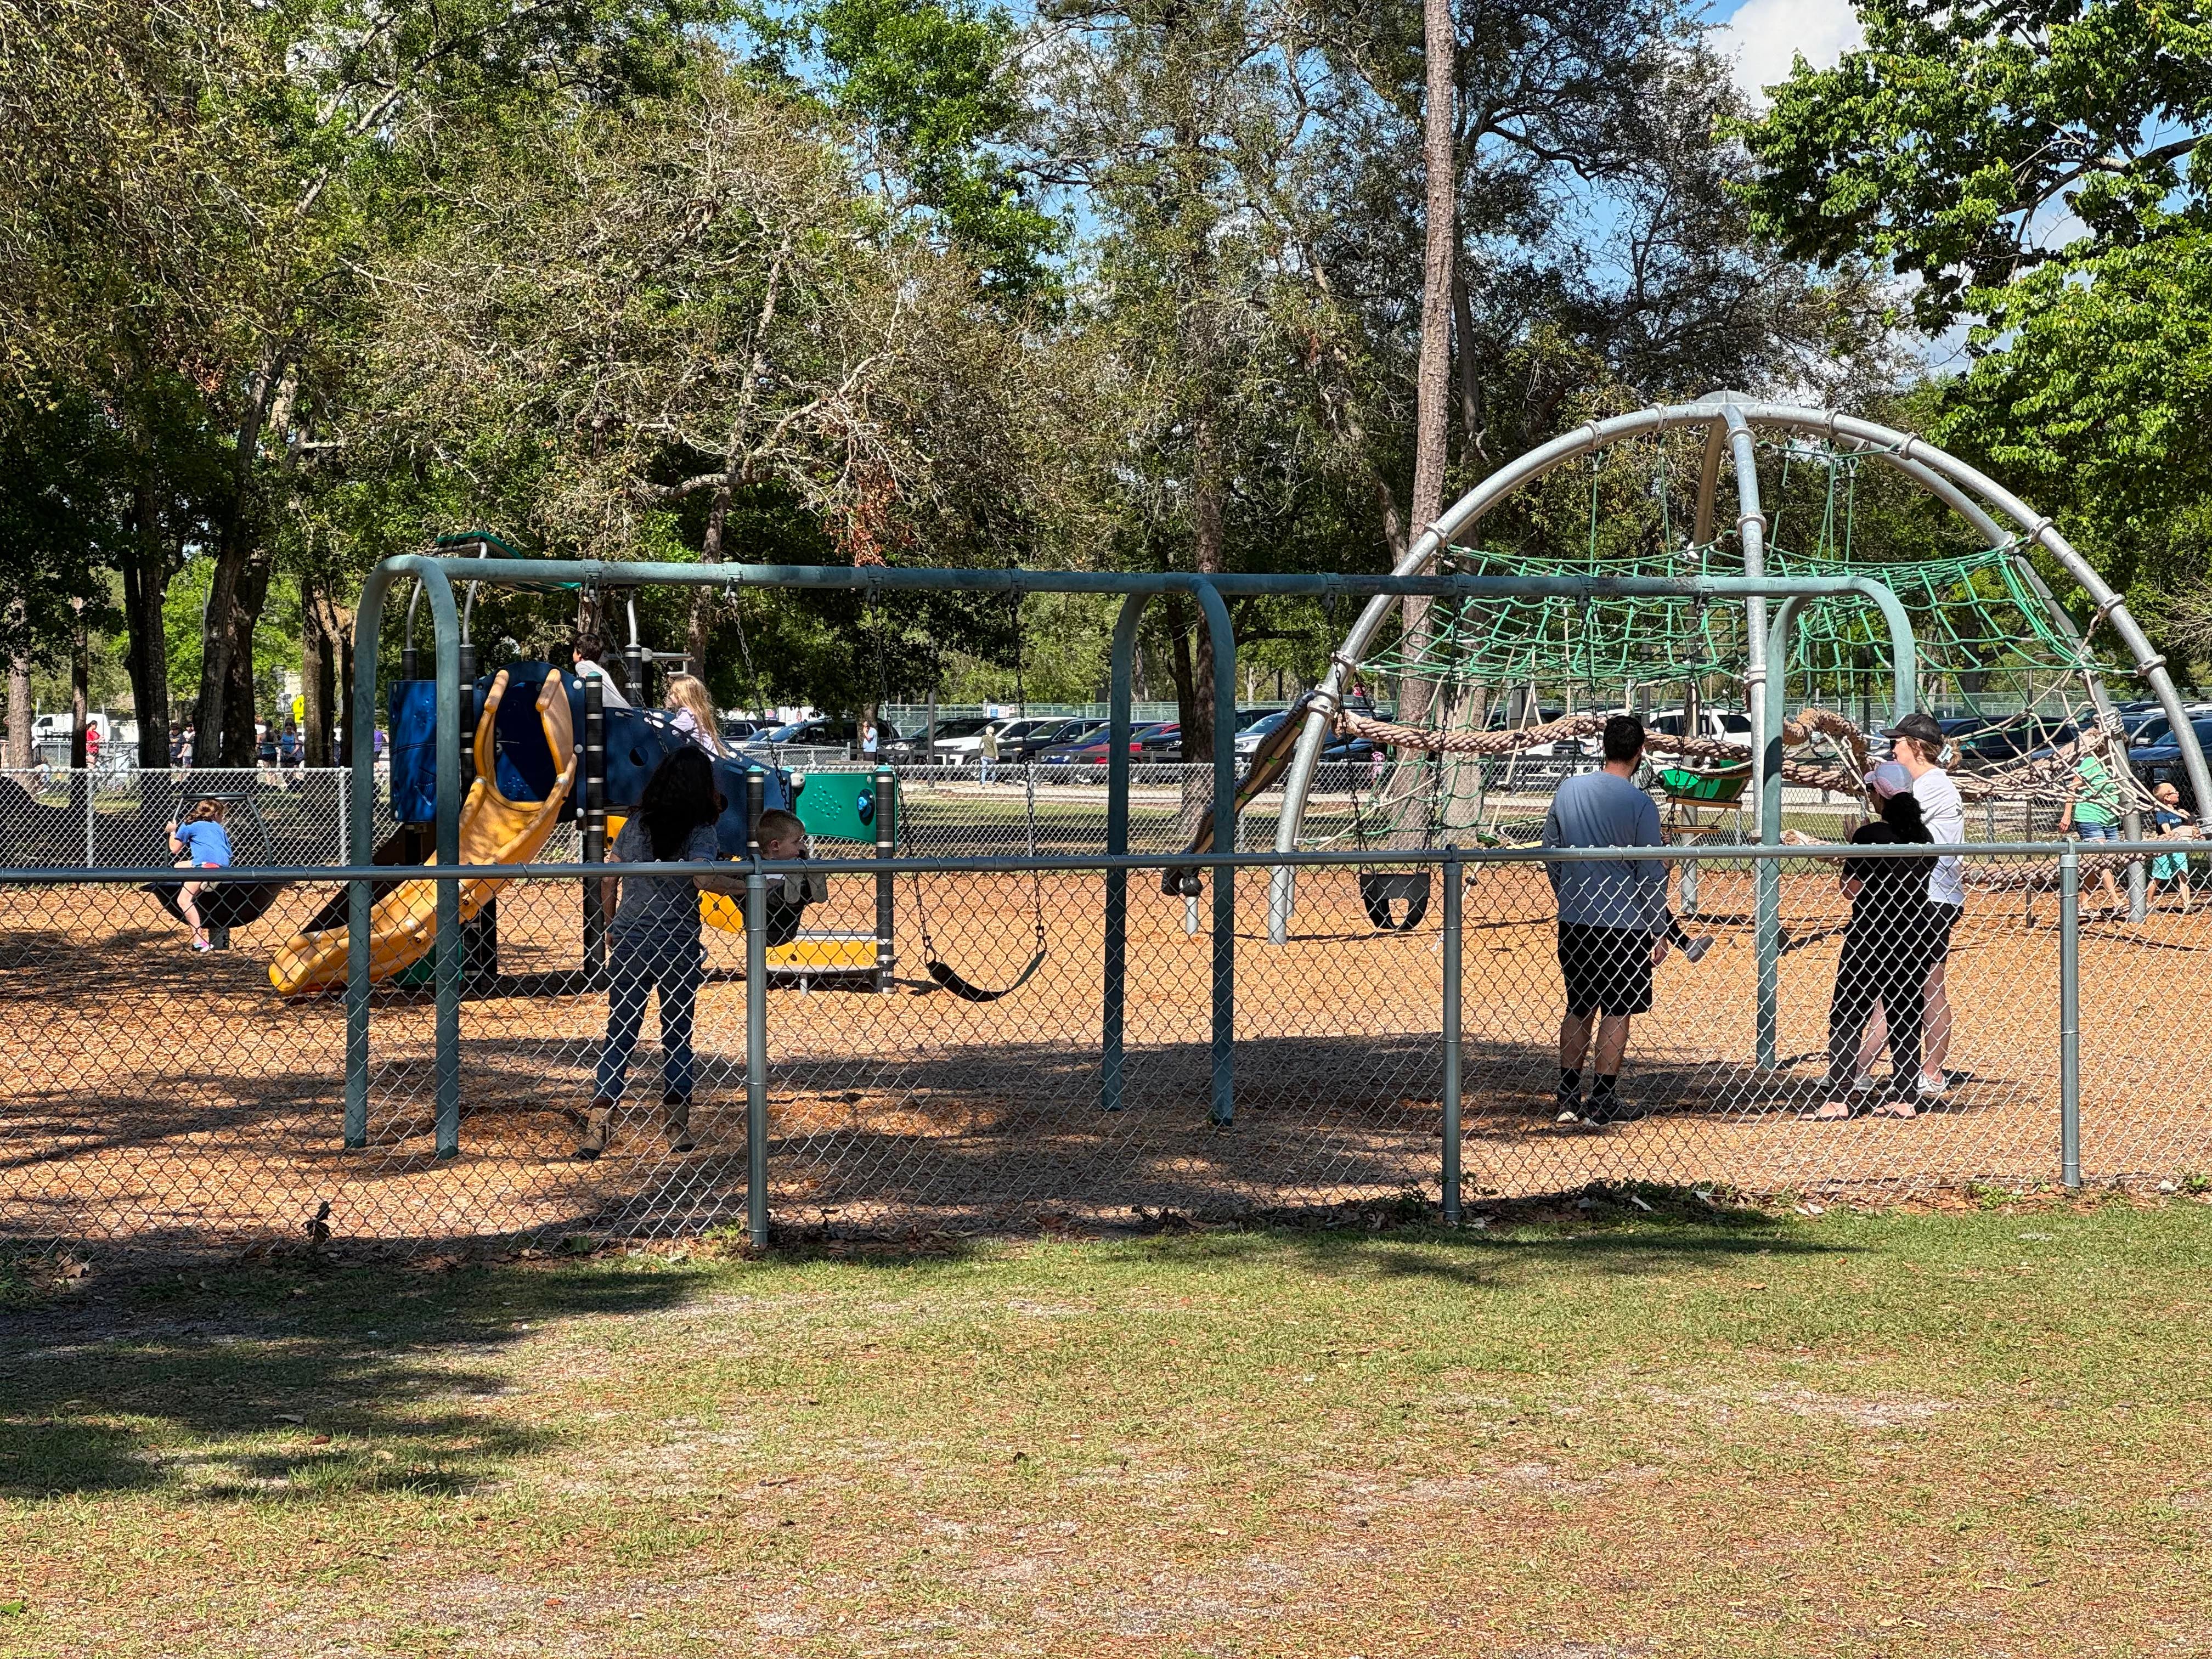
[2,837,2205,1257]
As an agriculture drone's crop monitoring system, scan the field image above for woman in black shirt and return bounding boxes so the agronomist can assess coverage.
[1812,787,1940,1119]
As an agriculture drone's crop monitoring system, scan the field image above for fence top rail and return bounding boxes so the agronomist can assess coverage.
[0,840,2111,884]
[374,553,1911,606]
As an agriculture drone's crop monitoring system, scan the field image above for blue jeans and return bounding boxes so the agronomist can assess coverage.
[596,932,702,1102]
[2076,818,2120,842]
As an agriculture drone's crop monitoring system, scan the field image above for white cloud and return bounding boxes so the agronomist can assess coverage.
[1715,0,1865,108]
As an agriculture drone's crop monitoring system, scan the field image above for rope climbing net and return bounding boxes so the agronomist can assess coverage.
[1326,434,2152,843]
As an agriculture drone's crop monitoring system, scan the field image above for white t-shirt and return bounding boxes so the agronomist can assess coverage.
[1913,768,1966,907]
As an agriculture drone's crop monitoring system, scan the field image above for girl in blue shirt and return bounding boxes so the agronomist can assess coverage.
[167,800,233,951]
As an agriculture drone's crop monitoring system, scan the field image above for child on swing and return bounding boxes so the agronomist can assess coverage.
[166,799,233,951]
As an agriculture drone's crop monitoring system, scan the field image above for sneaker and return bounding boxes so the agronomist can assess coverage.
[663,1093,695,1154]
[1915,1071,1948,1100]
[1586,1094,1648,1126]
[190,940,215,953]
[1681,935,1714,964]
[1556,1081,1583,1124]
[573,1102,613,1162]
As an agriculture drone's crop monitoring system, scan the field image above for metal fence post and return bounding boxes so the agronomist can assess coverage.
[1441,847,1463,1225]
[2059,841,2081,1189]
[746,861,771,1246]
[873,765,896,994]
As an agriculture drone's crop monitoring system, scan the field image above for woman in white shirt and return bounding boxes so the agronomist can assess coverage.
[1875,712,1965,1098]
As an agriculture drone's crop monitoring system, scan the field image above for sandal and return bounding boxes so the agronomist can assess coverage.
[1807,1101,1854,1121]
[1872,1101,1918,1119]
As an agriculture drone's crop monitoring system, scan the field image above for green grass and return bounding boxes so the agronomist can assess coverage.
[5,1200,2212,1656]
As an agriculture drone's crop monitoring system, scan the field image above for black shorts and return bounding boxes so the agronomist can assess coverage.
[1558,923,1655,1017]
[1927,900,1962,964]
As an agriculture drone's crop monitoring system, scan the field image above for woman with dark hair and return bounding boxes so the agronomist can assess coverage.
[577,747,746,1160]
[1812,767,1940,1121]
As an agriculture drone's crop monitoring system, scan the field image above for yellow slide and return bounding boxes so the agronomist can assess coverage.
[269,670,579,996]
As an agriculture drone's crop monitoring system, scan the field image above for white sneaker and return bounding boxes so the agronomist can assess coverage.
[1915,1071,1948,1099]
[1682,934,1714,964]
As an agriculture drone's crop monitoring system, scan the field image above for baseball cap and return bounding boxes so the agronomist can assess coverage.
[1882,710,1946,747]
[1864,761,1913,799]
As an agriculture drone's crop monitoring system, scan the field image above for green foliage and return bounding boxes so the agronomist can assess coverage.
[1742,0,2212,673]
[747,0,1061,299]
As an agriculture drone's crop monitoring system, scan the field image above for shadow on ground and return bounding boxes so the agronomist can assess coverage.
[0,1254,706,1500]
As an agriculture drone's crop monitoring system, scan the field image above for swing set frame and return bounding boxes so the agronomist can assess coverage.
[343,554,1922,1149]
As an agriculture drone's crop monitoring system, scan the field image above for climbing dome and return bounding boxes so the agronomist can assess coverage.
[1267,398,2211,927]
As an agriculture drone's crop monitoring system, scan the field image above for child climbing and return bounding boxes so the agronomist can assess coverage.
[577,748,748,1162]
[166,800,233,951]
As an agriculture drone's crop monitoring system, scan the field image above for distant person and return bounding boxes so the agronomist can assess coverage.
[1813,767,1940,1120]
[82,720,101,769]
[577,748,747,1161]
[177,723,195,769]
[571,635,630,707]
[861,721,879,760]
[278,721,302,780]
[2060,742,2128,917]
[1541,713,1672,1127]
[166,799,233,951]
[979,721,1000,781]
[169,727,185,768]
[1877,711,1966,1099]
[2151,781,2197,913]
[662,673,726,757]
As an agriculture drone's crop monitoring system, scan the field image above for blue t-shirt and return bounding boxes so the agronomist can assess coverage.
[609,819,719,944]
[175,820,233,866]
[1540,769,1667,932]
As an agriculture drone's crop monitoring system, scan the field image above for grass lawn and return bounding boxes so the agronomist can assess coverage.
[4,1194,2211,1656]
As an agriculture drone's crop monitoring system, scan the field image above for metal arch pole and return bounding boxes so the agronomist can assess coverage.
[1721,401,1771,840]
[1188,577,1240,1126]
[344,555,461,1154]
[1102,594,1148,1113]
[1757,577,1917,1069]
[1265,399,1734,941]
[427,563,465,1160]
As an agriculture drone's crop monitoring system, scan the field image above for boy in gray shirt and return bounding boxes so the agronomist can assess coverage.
[1541,714,1672,1125]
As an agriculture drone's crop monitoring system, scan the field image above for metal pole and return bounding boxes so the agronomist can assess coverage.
[1192,578,1239,1128]
[432,571,464,1161]
[874,765,896,994]
[1441,845,1463,1225]
[746,860,770,1246]
[582,673,606,985]
[2059,842,2081,1190]
[1102,595,1146,1111]
[83,770,95,865]
[1723,403,1770,842]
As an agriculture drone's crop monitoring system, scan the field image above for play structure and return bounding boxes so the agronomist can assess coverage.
[262,538,894,1003]
[1265,396,2212,939]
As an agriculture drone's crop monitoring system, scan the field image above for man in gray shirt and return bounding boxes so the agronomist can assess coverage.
[1541,714,1670,1125]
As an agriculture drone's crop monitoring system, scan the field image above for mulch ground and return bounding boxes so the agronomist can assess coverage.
[4,860,2209,1252]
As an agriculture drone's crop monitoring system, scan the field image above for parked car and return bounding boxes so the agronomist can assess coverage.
[998,718,1092,761]
[2130,711,2212,789]
[1037,722,1176,767]
[1960,720,2076,765]
[717,717,770,747]
[1645,707,1754,744]
[746,716,899,756]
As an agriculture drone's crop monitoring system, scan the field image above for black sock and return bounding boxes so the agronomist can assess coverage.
[1559,1068,1581,1094]
[1593,1073,1619,1098]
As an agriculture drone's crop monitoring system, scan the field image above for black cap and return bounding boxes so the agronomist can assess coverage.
[1883,710,1945,746]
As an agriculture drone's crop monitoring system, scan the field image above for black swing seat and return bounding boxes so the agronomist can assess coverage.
[1358,869,1431,932]
[926,946,1047,1003]
[144,879,287,931]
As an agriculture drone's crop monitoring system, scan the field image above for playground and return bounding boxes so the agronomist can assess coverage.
[5,398,2212,1256]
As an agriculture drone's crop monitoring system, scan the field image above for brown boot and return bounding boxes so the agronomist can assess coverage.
[573,1098,614,1161]
[663,1092,694,1153]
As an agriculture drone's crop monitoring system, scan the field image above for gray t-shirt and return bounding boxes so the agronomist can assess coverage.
[609,818,719,941]
[1541,769,1668,932]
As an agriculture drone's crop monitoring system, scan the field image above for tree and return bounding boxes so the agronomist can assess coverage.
[1741,0,2212,673]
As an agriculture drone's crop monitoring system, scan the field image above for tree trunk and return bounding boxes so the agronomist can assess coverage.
[121,479,172,768]
[1400,0,1458,733]
[301,573,346,767]
[70,603,89,770]
[1183,404,1227,770]
[8,606,33,768]
[1452,266,1486,464]
[194,353,286,763]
